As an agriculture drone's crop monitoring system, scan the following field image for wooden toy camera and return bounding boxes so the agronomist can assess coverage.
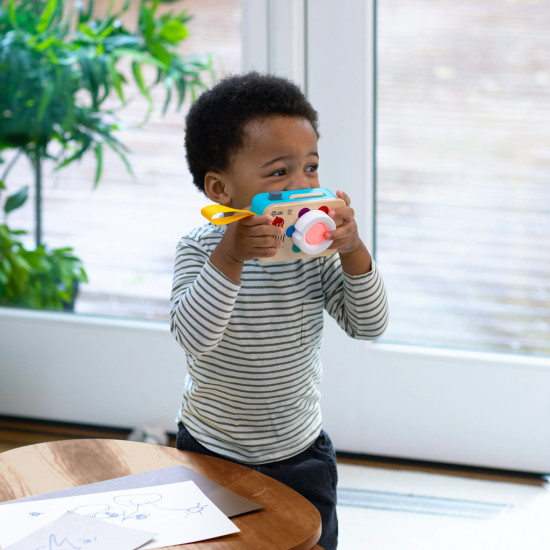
[201,187,345,262]
[250,187,345,262]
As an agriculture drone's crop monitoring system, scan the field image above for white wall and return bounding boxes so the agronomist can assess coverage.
[319,315,550,472]
[0,308,185,433]
[3,307,550,473]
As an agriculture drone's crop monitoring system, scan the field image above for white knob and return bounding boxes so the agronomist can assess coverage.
[292,210,336,255]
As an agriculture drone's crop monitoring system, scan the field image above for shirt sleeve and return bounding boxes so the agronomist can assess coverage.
[170,237,240,356]
[322,254,389,340]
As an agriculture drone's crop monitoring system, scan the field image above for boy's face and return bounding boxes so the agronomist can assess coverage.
[207,115,320,209]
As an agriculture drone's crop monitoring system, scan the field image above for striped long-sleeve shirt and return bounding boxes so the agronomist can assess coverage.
[170,223,388,464]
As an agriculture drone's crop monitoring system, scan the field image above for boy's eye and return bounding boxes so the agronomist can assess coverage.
[306,164,319,173]
[271,168,286,176]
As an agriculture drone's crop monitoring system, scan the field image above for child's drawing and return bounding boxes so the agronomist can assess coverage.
[0,481,239,550]
[35,532,96,550]
[71,492,208,522]
[3,511,154,550]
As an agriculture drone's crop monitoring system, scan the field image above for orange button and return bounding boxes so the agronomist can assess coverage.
[305,222,327,245]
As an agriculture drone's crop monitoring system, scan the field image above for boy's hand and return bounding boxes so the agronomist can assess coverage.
[326,190,361,255]
[326,190,373,275]
[224,214,284,261]
[210,213,283,282]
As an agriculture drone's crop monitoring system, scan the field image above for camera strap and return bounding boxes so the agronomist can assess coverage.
[201,204,255,225]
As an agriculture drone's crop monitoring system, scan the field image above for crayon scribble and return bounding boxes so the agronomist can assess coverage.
[71,492,208,523]
[35,533,96,550]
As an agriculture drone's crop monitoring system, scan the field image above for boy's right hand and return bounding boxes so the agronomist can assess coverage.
[210,214,283,282]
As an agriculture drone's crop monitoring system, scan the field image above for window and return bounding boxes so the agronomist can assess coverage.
[306,0,550,473]
[3,0,241,320]
[376,0,550,356]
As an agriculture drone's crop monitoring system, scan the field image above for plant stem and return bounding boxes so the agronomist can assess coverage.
[0,150,23,185]
[33,152,43,248]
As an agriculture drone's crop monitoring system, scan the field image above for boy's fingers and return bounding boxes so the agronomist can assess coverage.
[326,215,358,242]
[329,206,355,223]
[237,218,283,243]
[336,189,351,207]
[240,214,274,226]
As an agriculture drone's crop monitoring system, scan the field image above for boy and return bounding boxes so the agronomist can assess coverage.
[170,72,388,550]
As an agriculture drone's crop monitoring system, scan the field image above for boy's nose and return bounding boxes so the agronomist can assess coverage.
[285,179,319,191]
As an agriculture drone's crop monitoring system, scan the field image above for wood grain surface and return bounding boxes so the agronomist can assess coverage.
[0,439,321,549]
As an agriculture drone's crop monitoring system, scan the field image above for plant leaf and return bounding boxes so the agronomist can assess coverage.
[131,60,153,117]
[4,186,29,214]
[159,19,188,43]
[36,0,58,33]
[93,143,103,188]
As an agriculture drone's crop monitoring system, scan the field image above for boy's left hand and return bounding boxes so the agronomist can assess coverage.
[326,190,361,255]
[326,190,373,275]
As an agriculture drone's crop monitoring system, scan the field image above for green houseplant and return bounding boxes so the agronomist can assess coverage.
[0,182,88,309]
[0,0,213,309]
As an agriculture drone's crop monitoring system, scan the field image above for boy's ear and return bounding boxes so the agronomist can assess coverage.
[204,172,232,206]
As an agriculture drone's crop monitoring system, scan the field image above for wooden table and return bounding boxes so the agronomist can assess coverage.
[0,439,322,549]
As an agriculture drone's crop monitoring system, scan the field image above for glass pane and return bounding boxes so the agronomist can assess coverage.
[2,0,241,319]
[376,0,550,356]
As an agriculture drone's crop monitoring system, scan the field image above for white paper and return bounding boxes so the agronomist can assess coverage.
[0,481,239,549]
[4,511,156,550]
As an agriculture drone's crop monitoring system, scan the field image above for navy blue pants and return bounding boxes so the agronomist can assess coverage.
[176,424,338,550]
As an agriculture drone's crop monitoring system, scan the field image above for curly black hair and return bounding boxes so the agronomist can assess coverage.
[184,71,319,193]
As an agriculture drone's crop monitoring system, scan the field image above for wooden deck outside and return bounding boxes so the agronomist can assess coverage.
[376,1,550,355]
[3,0,549,355]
